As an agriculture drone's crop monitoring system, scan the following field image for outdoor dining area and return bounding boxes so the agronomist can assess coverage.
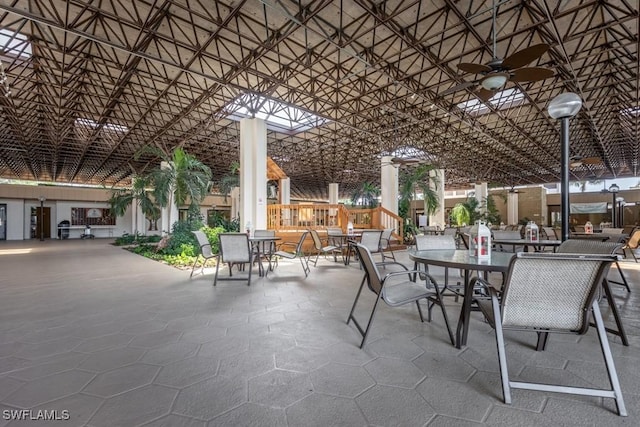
[1,228,638,425]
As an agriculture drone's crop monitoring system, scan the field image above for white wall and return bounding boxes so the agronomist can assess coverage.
[0,199,25,240]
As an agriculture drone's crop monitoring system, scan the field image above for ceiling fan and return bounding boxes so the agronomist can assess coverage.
[442,1,554,102]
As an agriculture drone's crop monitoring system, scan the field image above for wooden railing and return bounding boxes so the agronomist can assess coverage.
[266,204,403,242]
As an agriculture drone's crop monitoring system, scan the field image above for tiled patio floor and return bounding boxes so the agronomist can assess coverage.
[0,239,638,426]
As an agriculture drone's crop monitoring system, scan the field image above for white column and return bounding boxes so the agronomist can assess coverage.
[381,156,398,214]
[475,182,488,214]
[279,178,290,205]
[240,118,268,230]
[428,169,445,228]
[230,187,240,220]
[279,177,290,225]
[507,192,519,225]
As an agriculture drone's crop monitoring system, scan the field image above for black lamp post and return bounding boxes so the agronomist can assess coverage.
[38,195,45,241]
[548,93,583,242]
[609,184,619,228]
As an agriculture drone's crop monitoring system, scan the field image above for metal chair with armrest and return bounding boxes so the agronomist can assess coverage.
[472,252,626,416]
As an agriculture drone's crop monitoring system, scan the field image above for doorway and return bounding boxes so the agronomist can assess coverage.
[0,204,6,240]
[32,206,51,239]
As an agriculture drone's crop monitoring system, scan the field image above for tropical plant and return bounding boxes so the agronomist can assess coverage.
[483,194,502,225]
[398,164,439,226]
[108,175,159,239]
[139,146,212,228]
[351,182,380,208]
[217,161,240,202]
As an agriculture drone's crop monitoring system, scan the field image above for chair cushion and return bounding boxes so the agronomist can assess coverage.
[383,281,430,306]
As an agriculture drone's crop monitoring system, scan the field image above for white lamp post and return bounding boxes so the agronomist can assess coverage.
[548,93,583,241]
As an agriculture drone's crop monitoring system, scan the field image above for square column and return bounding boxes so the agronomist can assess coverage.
[475,182,488,215]
[428,169,445,227]
[240,118,267,230]
[381,156,398,214]
[279,177,290,225]
[507,192,519,225]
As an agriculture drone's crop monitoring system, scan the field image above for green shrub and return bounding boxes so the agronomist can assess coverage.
[201,225,225,254]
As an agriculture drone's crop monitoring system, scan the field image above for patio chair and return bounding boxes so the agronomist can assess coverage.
[542,226,558,240]
[492,230,524,252]
[309,229,341,265]
[620,229,640,262]
[379,228,396,263]
[413,235,462,295]
[253,229,276,271]
[190,230,215,278]
[459,232,470,250]
[355,229,383,265]
[556,239,629,346]
[214,233,254,286]
[347,243,454,348]
[273,231,310,277]
[472,252,626,416]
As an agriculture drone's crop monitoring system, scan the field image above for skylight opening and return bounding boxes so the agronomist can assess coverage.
[456,88,527,115]
[0,29,32,58]
[621,106,640,117]
[224,93,329,133]
[75,118,129,133]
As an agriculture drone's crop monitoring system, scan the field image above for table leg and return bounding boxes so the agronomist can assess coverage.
[456,269,471,348]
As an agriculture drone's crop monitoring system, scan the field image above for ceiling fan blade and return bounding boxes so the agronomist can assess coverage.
[582,157,602,165]
[457,63,492,74]
[501,43,550,69]
[510,67,555,82]
[441,81,477,96]
[476,88,495,102]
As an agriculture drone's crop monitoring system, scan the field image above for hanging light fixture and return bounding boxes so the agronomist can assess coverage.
[480,72,509,91]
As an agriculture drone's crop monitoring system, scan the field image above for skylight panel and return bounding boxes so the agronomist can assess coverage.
[0,29,32,58]
[75,118,128,133]
[456,88,527,115]
[224,93,329,133]
[621,106,640,117]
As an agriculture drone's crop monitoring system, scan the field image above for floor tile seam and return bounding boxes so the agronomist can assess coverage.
[73,334,137,353]
[307,373,376,400]
[10,364,95,383]
[3,381,98,411]
[152,361,220,389]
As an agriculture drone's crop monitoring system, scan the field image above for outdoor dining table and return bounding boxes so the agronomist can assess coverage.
[492,238,563,253]
[409,249,515,349]
[249,236,281,276]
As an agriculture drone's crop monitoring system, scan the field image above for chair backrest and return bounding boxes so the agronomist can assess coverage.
[193,230,214,258]
[501,253,614,332]
[460,233,470,249]
[327,227,342,235]
[574,225,585,233]
[253,229,275,253]
[414,235,460,278]
[625,229,640,249]
[309,229,323,250]
[600,228,624,235]
[557,240,622,255]
[493,230,521,240]
[379,228,393,249]
[443,227,457,236]
[360,230,383,252]
[415,235,456,250]
[542,227,558,240]
[295,231,309,254]
[218,233,251,263]
[354,244,382,295]
[254,229,275,238]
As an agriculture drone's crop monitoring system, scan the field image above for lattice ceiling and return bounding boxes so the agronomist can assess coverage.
[0,0,637,200]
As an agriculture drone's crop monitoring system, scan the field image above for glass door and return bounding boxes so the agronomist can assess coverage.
[0,204,6,240]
